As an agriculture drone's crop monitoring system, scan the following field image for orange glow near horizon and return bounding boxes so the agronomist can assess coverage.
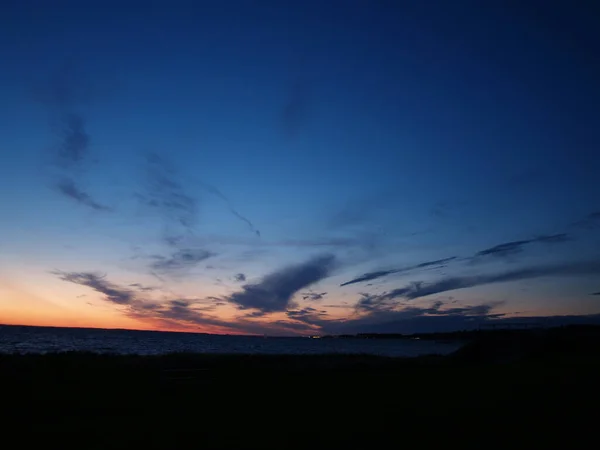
[6,272,596,337]
[0,277,272,335]
[0,279,211,333]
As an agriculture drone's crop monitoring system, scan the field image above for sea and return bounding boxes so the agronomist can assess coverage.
[0,325,463,357]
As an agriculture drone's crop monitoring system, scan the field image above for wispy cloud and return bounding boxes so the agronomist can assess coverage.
[54,270,240,332]
[52,262,600,336]
[128,283,155,292]
[52,271,135,305]
[324,308,600,335]
[137,153,198,233]
[302,292,327,301]
[286,307,328,326]
[52,268,327,335]
[340,232,571,288]
[172,234,369,250]
[150,248,216,274]
[55,112,89,168]
[228,254,336,312]
[56,178,111,211]
[324,301,506,335]
[340,257,457,287]
[591,292,600,296]
[196,181,260,237]
[474,234,569,259]
[353,292,398,313]
[233,273,246,282]
[370,260,600,302]
[341,269,398,287]
[38,64,109,211]
[573,211,600,230]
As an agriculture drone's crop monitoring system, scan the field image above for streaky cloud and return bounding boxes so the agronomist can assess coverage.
[56,112,89,168]
[475,240,532,257]
[286,307,328,325]
[129,283,155,292]
[341,269,397,287]
[336,299,507,334]
[172,234,369,250]
[475,234,569,259]
[197,181,260,237]
[56,178,111,211]
[535,233,570,243]
[325,309,600,335]
[53,271,324,335]
[52,271,135,305]
[384,260,600,301]
[150,248,216,274]
[573,211,600,230]
[37,64,108,212]
[302,292,327,301]
[137,152,198,231]
[340,256,457,287]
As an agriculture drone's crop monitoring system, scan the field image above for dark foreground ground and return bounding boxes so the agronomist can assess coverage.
[2,326,599,448]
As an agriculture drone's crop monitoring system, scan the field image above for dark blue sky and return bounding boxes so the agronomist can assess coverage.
[1,0,599,334]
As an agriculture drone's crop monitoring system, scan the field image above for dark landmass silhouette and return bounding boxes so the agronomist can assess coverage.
[2,324,599,447]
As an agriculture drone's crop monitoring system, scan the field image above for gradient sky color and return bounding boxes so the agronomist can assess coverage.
[1,0,599,335]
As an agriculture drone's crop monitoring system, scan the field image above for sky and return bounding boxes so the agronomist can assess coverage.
[1,0,599,335]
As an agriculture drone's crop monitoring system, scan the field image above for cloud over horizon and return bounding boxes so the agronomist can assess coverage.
[53,271,135,305]
[228,254,336,312]
[357,260,600,307]
[7,4,599,338]
[53,268,334,335]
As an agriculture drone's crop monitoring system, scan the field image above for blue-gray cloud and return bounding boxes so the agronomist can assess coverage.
[52,271,135,305]
[340,233,572,288]
[137,153,198,232]
[475,234,569,258]
[150,248,216,274]
[56,178,111,211]
[323,306,600,335]
[368,260,600,303]
[286,307,329,326]
[53,270,260,332]
[336,300,506,334]
[128,283,155,292]
[196,181,260,237]
[37,64,109,212]
[52,112,103,210]
[56,112,89,168]
[573,211,600,230]
[302,292,327,301]
[340,257,457,287]
[228,254,336,312]
[234,273,246,282]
